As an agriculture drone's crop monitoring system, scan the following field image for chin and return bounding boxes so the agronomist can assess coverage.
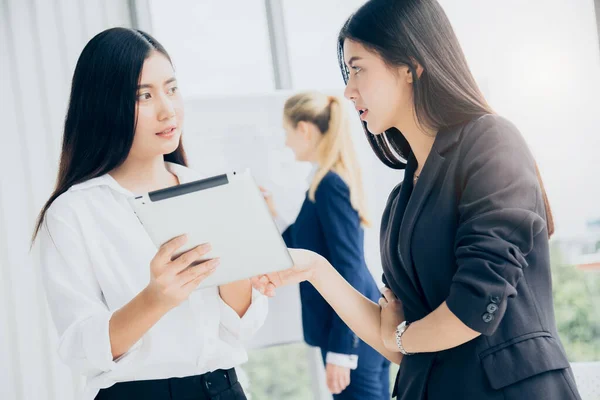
[161,140,181,155]
[365,121,385,135]
[366,118,394,136]
[291,151,303,162]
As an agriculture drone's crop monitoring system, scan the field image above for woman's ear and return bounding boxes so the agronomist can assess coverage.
[407,58,424,83]
[296,121,311,140]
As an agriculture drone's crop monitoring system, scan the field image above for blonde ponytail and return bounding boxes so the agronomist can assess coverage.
[283,92,371,227]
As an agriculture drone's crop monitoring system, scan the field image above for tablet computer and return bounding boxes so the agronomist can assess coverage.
[128,169,293,288]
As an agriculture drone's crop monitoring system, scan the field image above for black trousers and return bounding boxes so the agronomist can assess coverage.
[95,368,247,400]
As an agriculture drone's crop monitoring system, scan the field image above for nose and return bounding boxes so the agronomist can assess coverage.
[157,93,176,121]
[343,78,358,102]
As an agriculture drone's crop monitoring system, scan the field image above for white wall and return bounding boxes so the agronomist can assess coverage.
[0,1,132,399]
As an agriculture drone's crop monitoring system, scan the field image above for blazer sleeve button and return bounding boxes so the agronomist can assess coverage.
[482,313,494,323]
[487,303,499,313]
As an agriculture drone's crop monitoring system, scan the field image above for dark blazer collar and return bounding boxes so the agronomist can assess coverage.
[394,122,465,301]
[433,122,464,155]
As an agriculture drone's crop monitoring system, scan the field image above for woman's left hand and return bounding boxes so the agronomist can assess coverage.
[378,287,405,353]
[251,249,323,297]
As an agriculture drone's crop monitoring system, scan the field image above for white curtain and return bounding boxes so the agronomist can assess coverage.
[0,1,132,398]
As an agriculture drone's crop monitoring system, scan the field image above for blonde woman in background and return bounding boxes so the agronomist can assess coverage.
[263,92,390,400]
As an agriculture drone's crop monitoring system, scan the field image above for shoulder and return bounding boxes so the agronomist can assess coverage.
[460,114,529,154]
[313,171,351,205]
[315,171,349,195]
[44,188,91,230]
[452,114,537,181]
[45,174,119,228]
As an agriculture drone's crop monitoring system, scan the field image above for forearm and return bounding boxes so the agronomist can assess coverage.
[219,279,253,317]
[109,287,172,359]
[401,301,480,353]
[310,260,403,364]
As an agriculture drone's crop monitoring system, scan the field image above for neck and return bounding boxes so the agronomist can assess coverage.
[393,113,437,175]
[109,155,177,193]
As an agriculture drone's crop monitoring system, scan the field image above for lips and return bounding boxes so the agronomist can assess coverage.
[156,126,176,137]
[355,105,368,120]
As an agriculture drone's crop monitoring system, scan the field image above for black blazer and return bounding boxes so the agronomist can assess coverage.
[381,115,579,399]
[283,171,381,355]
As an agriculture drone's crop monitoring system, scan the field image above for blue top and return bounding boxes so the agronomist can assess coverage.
[282,171,380,355]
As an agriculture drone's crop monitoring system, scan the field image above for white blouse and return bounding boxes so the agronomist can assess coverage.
[37,162,268,399]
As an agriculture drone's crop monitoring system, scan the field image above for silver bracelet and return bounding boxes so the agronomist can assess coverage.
[395,321,413,356]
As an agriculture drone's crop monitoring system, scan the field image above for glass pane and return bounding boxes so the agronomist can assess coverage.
[149,0,275,97]
[282,0,367,90]
[440,0,600,362]
[244,343,312,400]
[550,237,600,361]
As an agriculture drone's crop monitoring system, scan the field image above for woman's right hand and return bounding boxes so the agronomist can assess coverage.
[379,287,405,352]
[251,248,324,297]
[146,235,219,309]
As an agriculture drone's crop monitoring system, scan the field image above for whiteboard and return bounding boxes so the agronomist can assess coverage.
[182,90,403,347]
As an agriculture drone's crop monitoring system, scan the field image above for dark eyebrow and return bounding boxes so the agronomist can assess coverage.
[137,77,177,90]
[346,56,363,66]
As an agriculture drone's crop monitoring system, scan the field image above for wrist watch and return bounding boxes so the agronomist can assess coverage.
[395,321,413,355]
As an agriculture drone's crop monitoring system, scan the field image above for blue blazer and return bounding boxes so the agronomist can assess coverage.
[282,171,380,356]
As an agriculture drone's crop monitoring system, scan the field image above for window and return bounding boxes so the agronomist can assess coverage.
[282,0,367,90]
[149,0,275,97]
[438,0,600,362]
[244,343,313,400]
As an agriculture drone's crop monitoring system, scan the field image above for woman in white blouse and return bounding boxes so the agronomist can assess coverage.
[32,27,267,400]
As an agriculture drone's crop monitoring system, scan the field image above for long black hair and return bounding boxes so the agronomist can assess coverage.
[337,0,554,236]
[32,27,187,242]
[338,0,493,168]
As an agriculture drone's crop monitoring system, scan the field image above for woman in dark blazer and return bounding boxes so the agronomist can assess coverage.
[253,1,582,399]
[263,91,390,399]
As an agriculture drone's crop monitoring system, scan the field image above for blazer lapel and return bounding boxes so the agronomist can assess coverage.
[398,151,444,293]
[398,123,463,294]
